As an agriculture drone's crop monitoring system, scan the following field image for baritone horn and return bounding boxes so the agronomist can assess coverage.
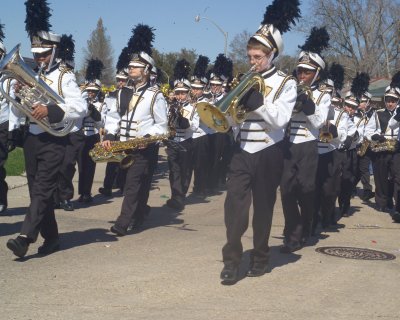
[196,68,268,133]
[0,44,74,137]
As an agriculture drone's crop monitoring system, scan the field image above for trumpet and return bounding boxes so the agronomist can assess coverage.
[319,121,333,143]
[0,44,74,136]
[292,81,312,113]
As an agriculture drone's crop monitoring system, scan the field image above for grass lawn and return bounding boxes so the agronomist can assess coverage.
[5,147,25,176]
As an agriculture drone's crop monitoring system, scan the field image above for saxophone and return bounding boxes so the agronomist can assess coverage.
[356,138,370,156]
[370,139,398,153]
[89,133,170,169]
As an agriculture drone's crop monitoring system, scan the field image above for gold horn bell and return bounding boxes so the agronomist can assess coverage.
[196,71,266,133]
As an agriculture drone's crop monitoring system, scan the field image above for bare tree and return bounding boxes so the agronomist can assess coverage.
[81,18,114,85]
[228,30,252,75]
[303,0,400,78]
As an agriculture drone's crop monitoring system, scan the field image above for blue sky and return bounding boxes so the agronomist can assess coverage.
[2,0,311,70]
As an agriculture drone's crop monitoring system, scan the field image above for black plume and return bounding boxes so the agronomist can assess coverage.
[173,59,191,81]
[213,54,229,77]
[262,0,301,33]
[116,46,130,72]
[193,55,209,78]
[0,22,5,43]
[329,63,345,90]
[25,0,52,38]
[127,24,155,55]
[86,58,104,82]
[223,57,233,80]
[299,27,330,54]
[58,34,75,62]
[351,72,370,99]
[390,71,400,89]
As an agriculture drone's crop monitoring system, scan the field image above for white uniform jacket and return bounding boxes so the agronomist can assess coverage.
[288,86,331,144]
[106,82,168,141]
[318,108,349,154]
[377,108,398,140]
[231,66,297,154]
[82,98,110,136]
[169,101,200,142]
[192,95,216,139]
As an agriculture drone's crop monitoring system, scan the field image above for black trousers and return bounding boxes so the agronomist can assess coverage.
[21,133,66,242]
[338,148,358,213]
[102,162,126,191]
[208,133,227,190]
[222,142,283,266]
[372,152,395,209]
[78,133,100,196]
[167,138,193,205]
[192,135,210,194]
[314,150,343,230]
[0,121,9,206]
[355,150,373,192]
[280,140,318,242]
[55,130,85,202]
[114,144,159,230]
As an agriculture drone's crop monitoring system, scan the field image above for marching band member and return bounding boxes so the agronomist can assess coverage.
[53,34,85,212]
[313,64,348,233]
[220,0,300,283]
[386,72,400,222]
[338,73,370,218]
[280,27,331,253]
[99,52,130,197]
[166,59,199,210]
[6,0,86,258]
[371,77,400,213]
[354,91,377,202]
[190,55,212,199]
[207,54,232,194]
[0,22,14,214]
[78,59,109,203]
[103,24,168,236]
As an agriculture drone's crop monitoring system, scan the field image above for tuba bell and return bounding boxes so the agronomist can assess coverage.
[0,44,74,137]
[196,68,267,133]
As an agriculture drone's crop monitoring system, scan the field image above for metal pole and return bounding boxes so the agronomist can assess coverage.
[195,15,228,56]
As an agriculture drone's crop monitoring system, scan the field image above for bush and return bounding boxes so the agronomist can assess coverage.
[5,147,25,176]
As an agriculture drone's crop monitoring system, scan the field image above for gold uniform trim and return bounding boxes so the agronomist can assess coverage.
[273,75,296,103]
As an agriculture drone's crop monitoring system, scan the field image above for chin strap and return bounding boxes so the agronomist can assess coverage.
[45,45,57,73]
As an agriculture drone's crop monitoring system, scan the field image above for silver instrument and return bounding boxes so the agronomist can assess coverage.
[0,44,74,136]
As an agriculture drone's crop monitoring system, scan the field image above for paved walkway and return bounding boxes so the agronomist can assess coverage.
[1,149,399,320]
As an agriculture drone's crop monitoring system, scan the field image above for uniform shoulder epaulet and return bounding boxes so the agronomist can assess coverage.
[335,109,346,127]
[273,75,296,102]
[149,88,163,120]
[315,89,330,105]
[376,109,385,113]
[276,70,287,77]
[57,66,74,98]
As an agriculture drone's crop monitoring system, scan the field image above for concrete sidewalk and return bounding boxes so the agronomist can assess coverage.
[1,148,399,320]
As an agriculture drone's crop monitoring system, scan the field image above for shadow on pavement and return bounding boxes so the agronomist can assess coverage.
[0,221,23,237]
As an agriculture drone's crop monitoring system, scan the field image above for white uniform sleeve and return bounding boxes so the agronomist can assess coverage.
[58,72,87,122]
[388,112,400,130]
[252,78,297,130]
[104,96,120,135]
[307,92,331,129]
[189,106,200,133]
[335,112,349,143]
[6,80,25,131]
[364,112,377,141]
[147,92,168,136]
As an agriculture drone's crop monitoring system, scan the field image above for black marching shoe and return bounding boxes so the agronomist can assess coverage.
[78,194,93,203]
[247,262,268,277]
[0,203,7,214]
[98,187,112,197]
[280,240,302,254]
[110,224,127,236]
[220,264,239,284]
[362,190,375,201]
[166,198,184,211]
[60,200,74,211]
[38,238,60,255]
[7,236,29,258]
[391,212,400,223]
